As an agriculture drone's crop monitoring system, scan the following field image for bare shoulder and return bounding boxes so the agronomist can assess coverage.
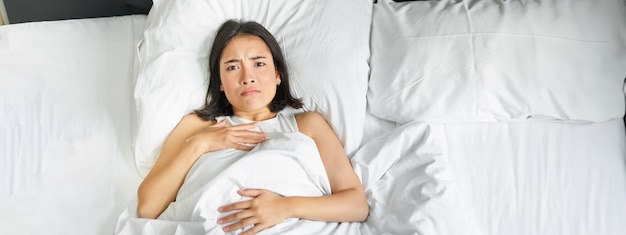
[295,111,324,122]
[295,111,326,126]
[180,113,213,124]
[295,111,329,138]
[175,113,216,135]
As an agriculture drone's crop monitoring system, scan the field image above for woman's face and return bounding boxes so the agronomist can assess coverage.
[219,35,281,116]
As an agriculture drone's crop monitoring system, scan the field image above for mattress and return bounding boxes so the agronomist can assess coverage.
[0,15,146,234]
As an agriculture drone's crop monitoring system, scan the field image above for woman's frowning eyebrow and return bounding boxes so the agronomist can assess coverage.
[223,56,268,64]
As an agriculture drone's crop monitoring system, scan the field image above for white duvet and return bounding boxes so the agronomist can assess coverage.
[353,121,481,235]
[115,132,361,235]
[116,122,479,235]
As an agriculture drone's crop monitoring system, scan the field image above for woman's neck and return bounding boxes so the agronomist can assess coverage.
[232,110,277,121]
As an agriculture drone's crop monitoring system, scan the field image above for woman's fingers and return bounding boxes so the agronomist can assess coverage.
[219,199,250,213]
[222,217,259,233]
[237,189,264,197]
[230,136,265,150]
[226,122,267,145]
[195,121,267,151]
[217,209,254,224]
[217,190,284,235]
[231,130,267,141]
[240,223,269,235]
[218,201,258,232]
[228,132,267,150]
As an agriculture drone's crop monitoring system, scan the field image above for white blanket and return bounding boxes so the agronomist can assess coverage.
[352,121,481,235]
[116,132,361,235]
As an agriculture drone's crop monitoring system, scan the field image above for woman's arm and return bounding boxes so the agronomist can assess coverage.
[217,112,368,234]
[289,111,369,221]
[136,114,210,219]
[136,114,267,219]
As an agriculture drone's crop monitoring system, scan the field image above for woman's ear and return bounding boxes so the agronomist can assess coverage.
[220,84,224,91]
[275,70,281,85]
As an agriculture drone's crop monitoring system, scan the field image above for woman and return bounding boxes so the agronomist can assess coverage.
[136,20,368,234]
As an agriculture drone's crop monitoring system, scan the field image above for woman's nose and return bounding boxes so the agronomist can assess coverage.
[240,67,255,85]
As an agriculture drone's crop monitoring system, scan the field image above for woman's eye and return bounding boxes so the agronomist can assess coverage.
[225,65,238,71]
[255,62,266,67]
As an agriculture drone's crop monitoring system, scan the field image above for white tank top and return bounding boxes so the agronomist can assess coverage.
[215,112,299,133]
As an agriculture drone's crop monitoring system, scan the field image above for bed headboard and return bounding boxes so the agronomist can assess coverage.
[3,0,152,24]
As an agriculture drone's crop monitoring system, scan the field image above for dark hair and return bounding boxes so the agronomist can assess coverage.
[195,20,303,120]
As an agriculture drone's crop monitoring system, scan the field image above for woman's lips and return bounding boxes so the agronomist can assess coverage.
[241,89,260,96]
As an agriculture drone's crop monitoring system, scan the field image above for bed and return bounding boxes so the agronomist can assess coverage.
[1,0,625,234]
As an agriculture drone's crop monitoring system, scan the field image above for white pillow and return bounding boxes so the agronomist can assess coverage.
[369,0,626,124]
[134,0,372,176]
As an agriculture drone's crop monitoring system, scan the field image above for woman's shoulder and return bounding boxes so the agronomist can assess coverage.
[176,113,216,132]
[181,112,216,124]
[294,111,324,123]
[295,111,328,137]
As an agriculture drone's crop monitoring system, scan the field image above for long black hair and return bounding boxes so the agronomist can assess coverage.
[195,20,303,120]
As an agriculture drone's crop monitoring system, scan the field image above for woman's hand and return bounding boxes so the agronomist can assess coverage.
[186,120,267,153]
[217,189,291,235]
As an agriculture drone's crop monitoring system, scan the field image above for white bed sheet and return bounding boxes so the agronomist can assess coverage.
[0,15,146,234]
[441,118,626,235]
